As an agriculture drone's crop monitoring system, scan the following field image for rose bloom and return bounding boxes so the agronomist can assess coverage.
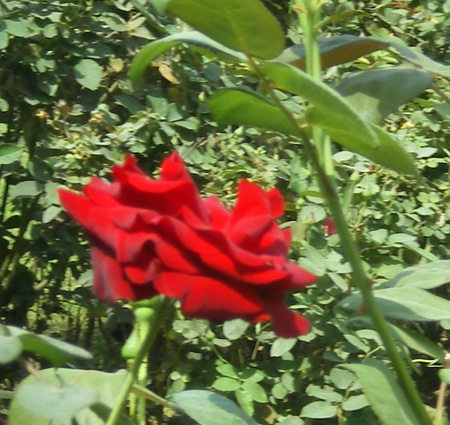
[324,218,337,237]
[59,153,317,338]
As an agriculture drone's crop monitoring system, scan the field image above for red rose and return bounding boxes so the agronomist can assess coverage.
[59,153,317,338]
[324,218,337,237]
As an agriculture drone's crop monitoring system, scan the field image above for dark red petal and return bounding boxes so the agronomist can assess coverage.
[154,272,265,321]
[204,196,231,230]
[286,262,318,288]
[264,296,310,337]
[90,242,157,302]
[124,258,161,285]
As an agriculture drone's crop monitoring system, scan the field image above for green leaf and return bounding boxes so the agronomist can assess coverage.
[270,338,296,357]
[147,0,169,14]
[341,394,369,412]
[74,59,103,90]
[261,61,379,151]
[216,364,239,379]
[337,68,433,123]
[0,30,8,49]
[342,359,421,425]
[234,388,254,417]
[241,381,268,403]
[306,385,342,403]
[9,368,129,425]
[223,319,250,341]
[276,35,390,70]
[0,334,22,364]
[6,326,92,365]
[129,31,245,84]
[300,401,337,419]
[339,288,450,322]
[380,260,450,290]
[13,383,99,424]
[329,368,356,390]
[212,377,240,392]
[5,19,30,38]
[387,324,445,360]
[172,390,258,425]
[0,144,22,164]
[357,124,418,176]
[10,181,44,198]
[208,87,301,135]
[166,0,284,59]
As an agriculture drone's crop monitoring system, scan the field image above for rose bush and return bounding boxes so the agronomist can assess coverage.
[59,152,317,337]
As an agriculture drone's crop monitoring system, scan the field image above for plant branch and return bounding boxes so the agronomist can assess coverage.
[105,296,172,425]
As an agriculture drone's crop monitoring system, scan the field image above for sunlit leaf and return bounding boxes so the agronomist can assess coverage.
[339,287,450,322]
[74,59,102,90]
[388,324,445,360]
[358,124,418,176]
[208,88,302,136]
[261,61,379,151]
[0,144,22,164]
[167,0,284,59]
[380,260,450,290]
[342,359,420,425]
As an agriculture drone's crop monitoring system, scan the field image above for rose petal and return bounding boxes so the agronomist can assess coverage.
[264,296,310,337]
[155,272,265,321]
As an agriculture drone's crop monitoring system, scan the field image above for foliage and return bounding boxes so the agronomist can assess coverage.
[1,1,450,425]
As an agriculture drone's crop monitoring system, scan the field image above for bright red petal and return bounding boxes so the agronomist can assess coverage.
[155,272,265,321]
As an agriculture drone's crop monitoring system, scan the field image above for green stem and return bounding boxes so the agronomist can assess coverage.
[106,296,172,425]
[293,2,432,424]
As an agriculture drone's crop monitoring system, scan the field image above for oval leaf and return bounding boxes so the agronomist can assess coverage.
[0,144,22,164]
[223,319,250,341]
[13,383,99,424]
[208,87,302,136]
[172,390,258,425]
[339,287,450,322]
[0,334,22,364]
[337,68,433,123]
[342,359,420,425]
[261,62,378,150]
[387,324,445,361]
[166,0,284,59]
[381,260,450,290]
[300,401,337,419]
[9,368,129,425]
[74,59,102,90]
[360,124,418,176]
